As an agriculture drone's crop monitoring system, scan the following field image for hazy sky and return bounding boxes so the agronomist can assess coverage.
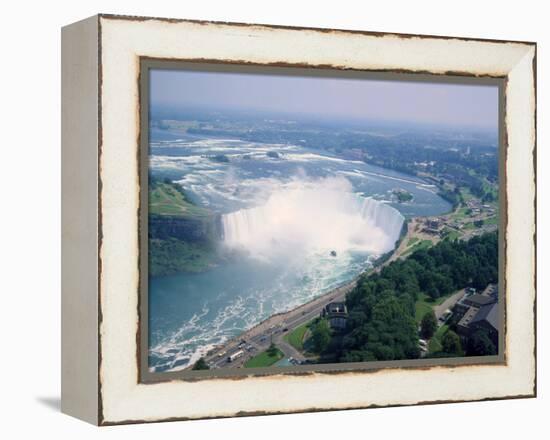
[151,69,499,129]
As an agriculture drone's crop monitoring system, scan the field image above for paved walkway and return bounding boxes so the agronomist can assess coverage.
[275,338,306,362]
[434,289,465,319]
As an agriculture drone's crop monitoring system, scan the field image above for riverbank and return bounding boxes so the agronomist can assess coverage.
[201,274,360,369]
[199,216,422,370]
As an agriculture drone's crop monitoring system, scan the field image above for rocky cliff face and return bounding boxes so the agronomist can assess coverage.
[149,214,222,243]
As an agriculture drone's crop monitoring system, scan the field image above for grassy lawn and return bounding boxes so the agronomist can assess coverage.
[407,237,420,247]
[283,321,310,351]
[244,347,284,368]
[415,293,434,323]
[443,228,460,241]
[150,182,211,218]
[460,187,475,202]
[428,324,449,353]
[403,239,432,257]
[484,216,499,225]
[415,291,456,323]
[451,206,470,220]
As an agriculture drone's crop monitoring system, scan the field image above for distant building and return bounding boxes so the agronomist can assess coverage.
[454,284,499,347]
[427,219,441,229]
[321,302,348,330]
[483,284,499,300]
[423,218,443,235]
[469,302,499,345]
[456,306,480,334]
[454,292,496,318]
[464,293,495,307]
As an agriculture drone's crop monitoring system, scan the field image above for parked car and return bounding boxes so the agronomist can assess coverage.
[439,310,453,323]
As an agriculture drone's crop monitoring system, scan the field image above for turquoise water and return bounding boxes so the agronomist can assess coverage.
[148,131,451,372]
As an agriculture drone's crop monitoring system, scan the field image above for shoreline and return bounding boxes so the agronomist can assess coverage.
[199,274,361,369]
[195,219,418,370]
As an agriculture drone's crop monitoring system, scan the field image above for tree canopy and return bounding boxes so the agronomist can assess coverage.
[192,357,210,370]
[466,328,497,356]
[339,232,497,363]
[421,311,438,339]
[441,330,463,356]
[311,319,331,354]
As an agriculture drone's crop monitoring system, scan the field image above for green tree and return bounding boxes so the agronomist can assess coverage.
[441,330,463,355]
[467,329,497,356]
[427,284,440,300]
[483,192,495,203]
[473,267,492,290]
[267,343,278,357]
[192,357,210,370]
[340,232,497,363]
[311,319,331,353]
[420,311,438,339]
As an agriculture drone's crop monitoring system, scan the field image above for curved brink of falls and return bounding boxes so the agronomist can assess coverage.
[221,180,405,260]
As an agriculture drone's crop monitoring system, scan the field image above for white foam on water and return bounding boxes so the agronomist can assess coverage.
[285,152,364,164]
[148,248,373,372]
[221,176,404,261]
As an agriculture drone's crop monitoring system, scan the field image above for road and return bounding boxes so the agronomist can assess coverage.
[203,279,357,369]
[434,289,466,319]
[274,338,306,362]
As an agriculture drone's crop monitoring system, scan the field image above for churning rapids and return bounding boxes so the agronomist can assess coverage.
[148,131,451,372]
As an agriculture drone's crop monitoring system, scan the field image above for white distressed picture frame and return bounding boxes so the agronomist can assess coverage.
[61,14,536,425]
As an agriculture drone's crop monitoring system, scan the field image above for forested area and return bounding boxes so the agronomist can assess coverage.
[338,232,498,362]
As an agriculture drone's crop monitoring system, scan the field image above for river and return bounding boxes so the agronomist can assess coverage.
[148,129,451,372]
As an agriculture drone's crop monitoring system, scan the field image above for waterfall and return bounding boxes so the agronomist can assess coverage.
[358,197,405,252]
[221,178,404,259]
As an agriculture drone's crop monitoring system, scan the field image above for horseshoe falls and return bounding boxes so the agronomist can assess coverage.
[221,178,405,261]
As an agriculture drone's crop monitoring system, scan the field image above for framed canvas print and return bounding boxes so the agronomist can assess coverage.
[61,14,536,425]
